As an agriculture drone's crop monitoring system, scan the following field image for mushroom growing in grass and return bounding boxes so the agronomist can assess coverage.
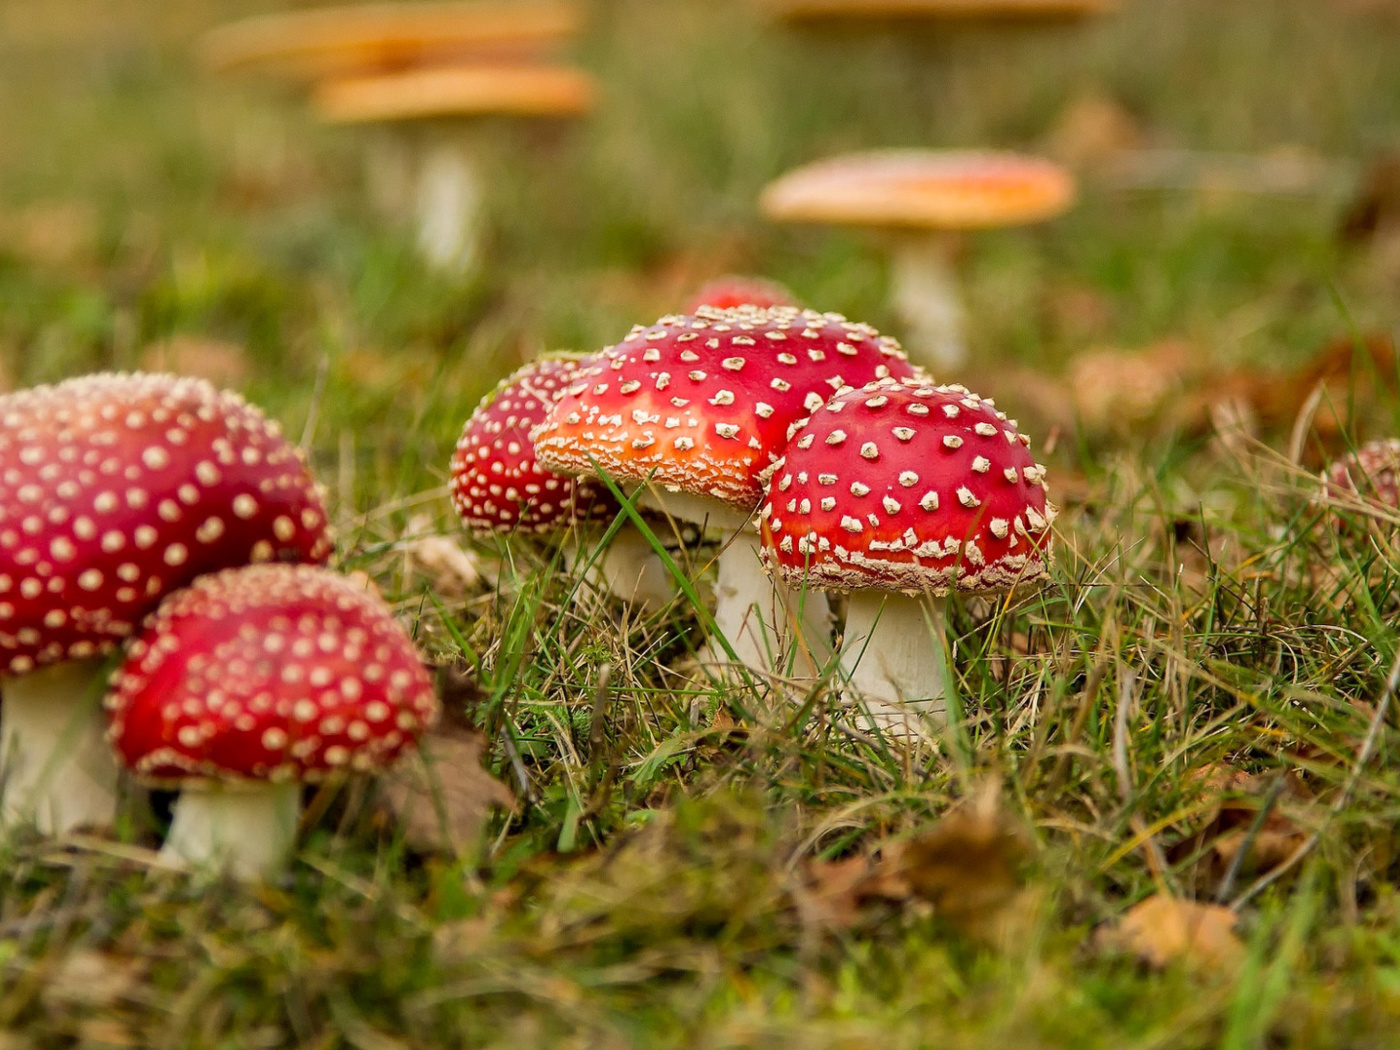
[0,373,332,834]
[313,63,595,271]
[760,150,1076,370]
[685,276,799,314]
[199,1,583,84]
[1321,439,1400,523]
[450,355,676,609]
[534,305,920,680]
[105,564,439,881]
[760,377,1054,739]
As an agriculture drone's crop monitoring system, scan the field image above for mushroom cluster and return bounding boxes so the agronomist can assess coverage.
[760,377,1054,737]
[0,372,332,833]
[534,304,920,679]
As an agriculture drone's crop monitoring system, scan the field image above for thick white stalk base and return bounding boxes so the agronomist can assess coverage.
[712,531,832,682]
[416,133,484,271]
[160,781,302,882]
[840,591,948,741]
[891,236,966,373]
[562,527,676,610]
[0,658,119,835]
[597,526,677,611]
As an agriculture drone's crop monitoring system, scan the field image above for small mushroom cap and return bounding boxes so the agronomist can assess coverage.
[449,355,616,532]
[760,150,1076,231]
[0,373,332,677]
[534,306,919,509]
[314,63,595,124]
[106,564,439,785]
[768,0,1114,22]
[685,276,800,314]
[760,378,1055,595]
[1322,438,1400,513]
[200,1,582,82]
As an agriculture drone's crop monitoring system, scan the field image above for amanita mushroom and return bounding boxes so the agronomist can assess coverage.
[449,355,675,608]
[760,377,1054,738]
[313,63,594,271]
[685,276,799,314]
[760,150,1075,370]
[0,373,332,833]
[105,563,439,880]
[199,1,582,83]
[1321,438,1400,522]
[534,305,919,679]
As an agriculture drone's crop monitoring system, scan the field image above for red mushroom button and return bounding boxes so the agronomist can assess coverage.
[535,306,921,679]
[0,372,332,833]
[684,276,799,314]
[105,563,439,879]
[449,355,675,608]
[760,377,1054,738]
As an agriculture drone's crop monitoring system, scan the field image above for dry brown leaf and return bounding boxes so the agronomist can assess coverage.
[885,794,1033,939]
[39,949,145,1012]
[1171,766,1310,893]
[1098,894,1244,972]
[800,786,1035,942]
[139,335,250,388]
[380,722,514,856]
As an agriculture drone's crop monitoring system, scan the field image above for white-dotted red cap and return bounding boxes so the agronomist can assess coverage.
[449,356,616,532]
[105,563,439,785]
[1322,439,1400,512]
[533,306,919,509]
[0,373,333,677]
[760,378,1055,595]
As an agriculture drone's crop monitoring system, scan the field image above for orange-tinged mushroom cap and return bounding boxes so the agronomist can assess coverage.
[199,1,582,82]
[760,150,1076,231]
[313,63,595,124]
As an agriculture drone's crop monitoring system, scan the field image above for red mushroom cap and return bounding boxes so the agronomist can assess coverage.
[105,563,439,784]
[684,276,799,314]
[449,355,617,532]
[533,306,919,509]
[760,378,1054,595]
[1322,439,1400,514]
[0,373,333,677]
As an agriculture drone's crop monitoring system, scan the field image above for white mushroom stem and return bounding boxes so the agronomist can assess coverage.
[560,526,677,611]
[364,126,485,272]
[0,657,119,835]
[161,780,302,881]
[637,488,832,681]
[414,130,485,272]
[889,233,966,372]
[840,591,949,741]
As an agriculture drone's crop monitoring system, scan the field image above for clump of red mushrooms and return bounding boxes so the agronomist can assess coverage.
[450,355,676,609]
[760,377,1054,739]
[534,305,920,680]
[0,373,332,833]
[105,563,439,880]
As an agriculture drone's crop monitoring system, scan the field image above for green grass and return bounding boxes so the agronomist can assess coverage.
[5,0,1400,1045]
